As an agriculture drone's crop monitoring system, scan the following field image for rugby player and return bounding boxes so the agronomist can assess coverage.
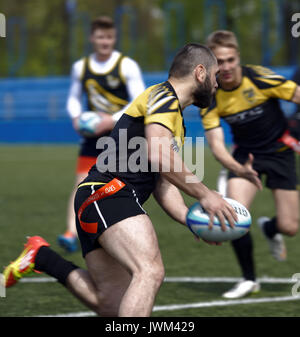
[201,30,300,299]
[4,43,238,317]
[58,16,145,252]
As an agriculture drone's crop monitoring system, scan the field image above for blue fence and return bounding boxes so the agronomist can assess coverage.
[0,68,298,144]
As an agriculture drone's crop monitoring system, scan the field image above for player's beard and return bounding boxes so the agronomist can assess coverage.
[192,75,214,108]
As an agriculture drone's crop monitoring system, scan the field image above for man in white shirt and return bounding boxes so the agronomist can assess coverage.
[58,16,145,252]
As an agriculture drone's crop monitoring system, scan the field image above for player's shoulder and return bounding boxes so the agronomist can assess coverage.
[148,81,177,102]
[243,64,286,88]
[73,56,87,68]
[71,57,87,75]
[119,53,140,69]
[146,81,179,114]
[200,95,217,117]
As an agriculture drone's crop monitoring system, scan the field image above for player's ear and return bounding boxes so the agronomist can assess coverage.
[194,64,206,83]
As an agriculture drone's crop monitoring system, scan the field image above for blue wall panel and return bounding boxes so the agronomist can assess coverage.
[0,68,297,144]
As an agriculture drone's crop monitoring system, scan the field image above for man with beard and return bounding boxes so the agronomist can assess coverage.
[58,16,145,252]
[4,43,238,317]
[200,30,300,299]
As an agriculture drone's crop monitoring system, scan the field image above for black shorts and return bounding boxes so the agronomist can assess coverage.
[74,179,147,257]
[228,147,298,190]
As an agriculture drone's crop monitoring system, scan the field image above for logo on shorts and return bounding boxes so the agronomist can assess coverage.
[105,185,116,194]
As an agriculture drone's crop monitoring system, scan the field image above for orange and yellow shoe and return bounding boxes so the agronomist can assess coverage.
[3,236,50,288]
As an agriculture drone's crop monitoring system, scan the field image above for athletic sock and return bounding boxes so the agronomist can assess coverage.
[263,217,278,239]
[231,231,256,281]
[35,246,79,285]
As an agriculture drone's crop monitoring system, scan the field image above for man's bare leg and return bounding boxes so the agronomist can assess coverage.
[92,214,165,317]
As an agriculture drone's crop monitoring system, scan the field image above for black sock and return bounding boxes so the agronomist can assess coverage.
[35,246,79,286]
[263,217,278,239]
[231,232,256,281]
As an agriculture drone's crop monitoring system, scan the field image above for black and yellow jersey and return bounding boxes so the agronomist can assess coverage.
[201,65,297,153]
[81,54,129,114]
[86,81,185,204]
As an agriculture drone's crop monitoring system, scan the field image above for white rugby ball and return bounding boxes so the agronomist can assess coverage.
[78,112,102,137]
[186,197,251,242]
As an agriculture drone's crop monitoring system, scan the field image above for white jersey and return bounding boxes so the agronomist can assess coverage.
[67,51,145,121]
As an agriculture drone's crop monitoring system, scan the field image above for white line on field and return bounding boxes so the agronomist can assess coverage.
[20,276,297,284]
[36,295,300,317]
[164,276,297,284]
[20,277,57,283]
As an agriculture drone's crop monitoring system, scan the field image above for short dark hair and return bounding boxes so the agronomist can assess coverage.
[91,16,115,33]
[168,43,216,78]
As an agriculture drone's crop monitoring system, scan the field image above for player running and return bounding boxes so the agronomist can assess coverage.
[4,43,237,317]
[201,30,300,299]
[58,16,145,252]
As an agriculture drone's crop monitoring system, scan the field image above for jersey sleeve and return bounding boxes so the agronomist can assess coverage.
[246,65,297,101]
[66,58,85,119]
[200,96,221,131]
[144,85,181,134]
[120,57,146,101]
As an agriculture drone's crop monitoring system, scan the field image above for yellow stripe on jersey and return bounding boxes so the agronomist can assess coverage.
[125,82,185,145]
[258,79,297,100]
[148,95,176,115]
[85,79,129,106]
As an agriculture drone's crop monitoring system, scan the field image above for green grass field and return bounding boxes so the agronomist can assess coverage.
[0,145,299,317]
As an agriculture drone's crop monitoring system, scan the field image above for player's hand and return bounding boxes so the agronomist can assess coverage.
[238,153,262,190]
[94,112,115,136]
[199,190,238,232]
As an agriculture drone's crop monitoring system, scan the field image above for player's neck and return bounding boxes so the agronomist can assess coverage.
[168,78,194,110]
[220,66,242,91]
[94,52,113,62]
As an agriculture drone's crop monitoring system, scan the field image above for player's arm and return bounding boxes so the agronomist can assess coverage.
[205,127,262,190]
[291,85,300,104]
[153,175,188,226]
[66,61,84,131]
[145,123,237,230]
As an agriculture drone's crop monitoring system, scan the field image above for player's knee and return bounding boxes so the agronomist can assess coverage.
[137,260,165,289]
[150,262,165,288]
[278,218,299,236]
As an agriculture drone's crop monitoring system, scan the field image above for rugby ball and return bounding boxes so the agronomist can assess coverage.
[186,197,251,242]
[78,111,102,137]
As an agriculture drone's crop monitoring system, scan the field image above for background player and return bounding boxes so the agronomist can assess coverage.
[201,30,300,299]
[4,43,238,317]
[58,16,145,252]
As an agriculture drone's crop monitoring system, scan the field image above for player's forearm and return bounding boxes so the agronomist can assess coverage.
[148,138,210,200]
[66,96,82,119]
[210,142,242,175]
[153,178,188,226]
